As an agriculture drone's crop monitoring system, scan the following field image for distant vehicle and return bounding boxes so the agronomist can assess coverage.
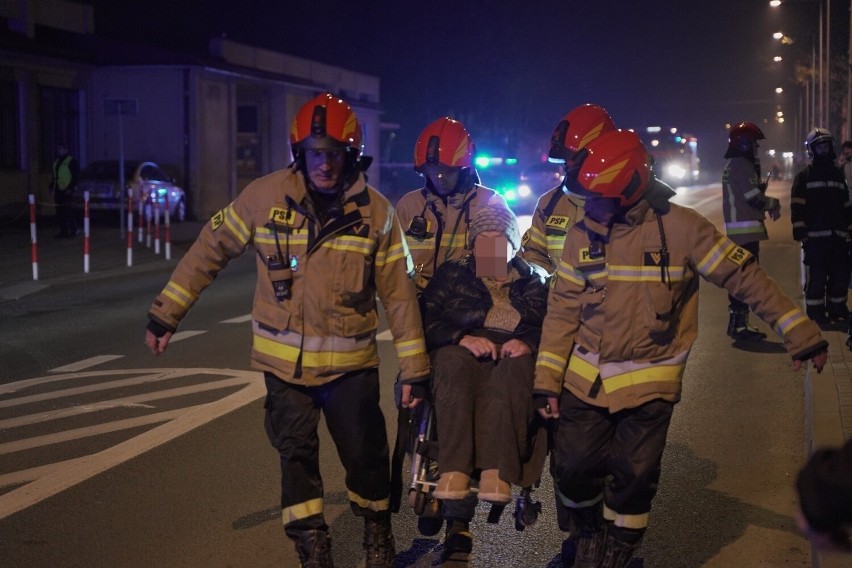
[519,161,564,206]
[638,127,700,186]
[74,160,187,222]
[475,155,537,215]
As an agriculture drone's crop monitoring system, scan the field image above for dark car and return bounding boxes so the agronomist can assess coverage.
[74,160,187,222]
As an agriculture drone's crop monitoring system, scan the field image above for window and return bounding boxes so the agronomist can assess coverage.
[0,80,21,170]
[236,104,262,177]
[39,86,80,171]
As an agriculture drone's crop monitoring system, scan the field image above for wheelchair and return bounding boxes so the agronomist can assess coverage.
[404,397,545,534]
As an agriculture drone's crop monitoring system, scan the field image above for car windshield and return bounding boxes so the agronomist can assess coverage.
[80,161,141,180]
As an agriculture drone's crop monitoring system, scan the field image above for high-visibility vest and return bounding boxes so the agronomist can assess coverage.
[53,156,73,191]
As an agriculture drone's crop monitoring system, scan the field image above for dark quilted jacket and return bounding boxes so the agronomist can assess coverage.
[420,255,548,352]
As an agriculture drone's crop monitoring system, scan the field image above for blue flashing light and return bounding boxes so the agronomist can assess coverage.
[475,156,491,168]
[505,158,518,165]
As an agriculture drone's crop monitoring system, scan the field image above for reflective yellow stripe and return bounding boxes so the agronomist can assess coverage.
[253,334,377,368]
[556,260,586,286]
[222,205,251,244]
[347,490,390,513]
[775,308,809,335]
[603,503,649,529]
[526,226,547,248]
[323,236,374,255]
[395,337,427,358]
[254,228,309,246]
[607,265,685,282]
[536,351,568,374]
[376,241,408,266]
[601,364,683,394]
[162,281,195,308]
[567,354,599,383]
[697,239,733,276]
[282,497,323,524]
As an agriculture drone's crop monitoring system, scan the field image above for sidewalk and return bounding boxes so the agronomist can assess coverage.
[0,215,205,301]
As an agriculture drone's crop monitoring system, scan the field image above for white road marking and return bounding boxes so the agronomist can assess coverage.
[221,314,252,323]
[170,330,207,342]
[0,371,181,408]
[49,355,124,373]
[0,377,252,428]
[0,368,263,521]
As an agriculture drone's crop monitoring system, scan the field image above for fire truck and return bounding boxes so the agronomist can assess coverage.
[638,126,700,186]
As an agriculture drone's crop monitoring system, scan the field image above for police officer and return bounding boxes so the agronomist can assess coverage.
[721,122,781,340]
[144,93,429,568]
[535,130,828,568]
[791,128,852,324]
[50,143,79,238]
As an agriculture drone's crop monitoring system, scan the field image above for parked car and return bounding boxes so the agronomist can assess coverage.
[74,160,187,222]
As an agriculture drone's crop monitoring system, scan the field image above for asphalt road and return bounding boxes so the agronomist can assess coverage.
[0,181,819,567]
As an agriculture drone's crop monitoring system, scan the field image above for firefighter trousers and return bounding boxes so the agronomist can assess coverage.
[803,237,850,312]
[552,389,674,529]
[263,369,391,538]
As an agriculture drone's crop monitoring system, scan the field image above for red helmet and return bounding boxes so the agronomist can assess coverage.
[548,104,617,162]
[575,130,650,207]
[414,117,475,173]
[290,93,362,158]
[728,121,765,144]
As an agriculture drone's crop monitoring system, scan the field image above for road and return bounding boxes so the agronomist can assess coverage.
[0,181,816,567]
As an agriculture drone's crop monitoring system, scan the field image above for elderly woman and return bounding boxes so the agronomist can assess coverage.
[420,202,549,558]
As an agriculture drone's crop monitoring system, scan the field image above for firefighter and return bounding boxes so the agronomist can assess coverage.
[721,121,782,340]
[520,104,617,276]
[397,116,509,291]
[791,128,852,324]
[144,93,430,568]
[50,143,79,238]
[394,117,509,560]
[534,130,828,568]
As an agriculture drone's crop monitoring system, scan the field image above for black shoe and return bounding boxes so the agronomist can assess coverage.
[363,519,395,568]
[442,519,473,561]
[294,530,334,568]
[827,305,849,322]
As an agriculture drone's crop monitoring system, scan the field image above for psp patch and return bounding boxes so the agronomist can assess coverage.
[578,247,602,264]
[726,246,750,266]
[545,215,570,230]
[270,207,297,226]
[211,209,225,231]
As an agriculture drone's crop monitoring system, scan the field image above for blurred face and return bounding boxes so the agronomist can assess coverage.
[305,148,347,193]
[426,168,461,196]
[474,230,511,279]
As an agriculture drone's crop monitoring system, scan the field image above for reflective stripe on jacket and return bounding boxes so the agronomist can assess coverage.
[520,185,585,275]
[790,164,852,242]
[534,200,825,413]
[148,167,430,386]
[396,184,507,290]
[722,157,768,244]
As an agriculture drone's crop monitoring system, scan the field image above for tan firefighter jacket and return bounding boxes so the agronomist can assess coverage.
[148,167,430,387]
[534,197,827,413]
[520,184,585,275]
[396,183,507,290]
[722,156,773,245]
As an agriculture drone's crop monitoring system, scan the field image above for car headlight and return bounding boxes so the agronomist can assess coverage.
[518,184,532,197]
[666,164,687,179]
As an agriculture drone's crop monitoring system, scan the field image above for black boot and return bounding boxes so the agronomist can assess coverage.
[568,506,606,568]
[827,302,849,322]
[442,518,473,561]
[599,526,643,568]
[363,518,395,567]
[294,530,334,568]
[806,304,829,325]
[727,308,766,340]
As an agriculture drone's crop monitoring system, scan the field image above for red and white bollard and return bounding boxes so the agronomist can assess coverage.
[126,188,134,267]
[153,196,161,255]
[28,193,38,281]
[83,190,90,273]
[164,191,171,260]
[137,194,144,243]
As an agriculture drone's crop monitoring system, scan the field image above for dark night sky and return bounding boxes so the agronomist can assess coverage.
[80,0,842,175]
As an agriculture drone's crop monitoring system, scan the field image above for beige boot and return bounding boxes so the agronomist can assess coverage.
[433,471,471,500]
[478,469,512,504]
